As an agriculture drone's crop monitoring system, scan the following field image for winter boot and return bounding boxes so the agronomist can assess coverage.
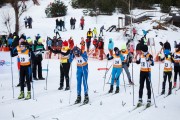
[18,91,24,99]
[161,89,165,95]
[168,90,172,95]
[83,95,89,104]
[58,86,63,90]
[146,99,151,108]
[108,85,113,93]
[75,95,81,104]
[115,86,119,94]
[137,98,142,107]
[25,91,31,100]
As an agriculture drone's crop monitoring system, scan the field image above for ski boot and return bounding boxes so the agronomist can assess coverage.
[146,99,151,108]
[137,99,142,107]
[18,91,24,99]
[16,83,21,87]
[129,80,134,85]
[25,91,31,100]
[115,86,119,94]
[108,85,113,93]
[39,77,45,80]
[33,77,38,80]
[75,95,81,104]
[58,86,63,90]
[161,89,165,95]
[168,90,172,95]
[172,82,176,89]
[65,87,70,91]
[83,95,89,104]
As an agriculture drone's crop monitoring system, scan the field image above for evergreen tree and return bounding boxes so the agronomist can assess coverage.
[45,0,67,17]
[161,0,171,13]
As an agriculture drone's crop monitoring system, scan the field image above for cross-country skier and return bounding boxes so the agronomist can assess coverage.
[135,45,154,107]
[120,44,134,85]
[172,44,180,88]
[48,40,71,90]
[106,47,124,93]
[159,49,174,95]
[11,41,32,100]
[69,46,89,104]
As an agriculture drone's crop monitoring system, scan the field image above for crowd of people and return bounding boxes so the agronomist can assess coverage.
[3,29,179,107]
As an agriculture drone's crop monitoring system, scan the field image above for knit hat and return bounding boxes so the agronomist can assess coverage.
[109,38,112,42]
[141,45,148,52]
[73,46,81,55]
[63,40,68,47]
[38,38,43,43]
[27,37,32,43]
[114,47,120,55]
[121,43,127,50]
[19,38,24,44]
[164,49,170,55]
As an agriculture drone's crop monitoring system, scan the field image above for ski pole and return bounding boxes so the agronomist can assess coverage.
[149,72,157,108]
[103,60,108,91]
[45,58,49,90]
[103,64,112,78]
[132,62,135,106]
[10,55,14,98]
[31,59,35,100]
[68,63,73,104]
[158,61,161,94]
[122,69,126,92]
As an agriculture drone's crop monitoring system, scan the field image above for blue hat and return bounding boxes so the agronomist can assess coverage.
[114,47,120,55]
[73,46,81,55]
[164,49,170,55]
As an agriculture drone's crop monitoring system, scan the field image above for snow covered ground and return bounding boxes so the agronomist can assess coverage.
[0,0,180,120]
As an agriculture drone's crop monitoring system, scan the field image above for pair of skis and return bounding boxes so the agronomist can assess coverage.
[129,104,152,113]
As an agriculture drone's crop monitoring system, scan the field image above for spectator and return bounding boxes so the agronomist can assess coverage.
[54,27,60,38]
[100,25,105,36]
[56,19,59,29]
[68,37,74,50]
[132,27,137,40]
[59,19,63,31]
[135,40,142,60]
[73,17,76,29]
[7,33,13,48]
[70,17,73,29]
[80,37,85,52]
[98,38,104,60]
[24,16,28,28]
[93,27,97,38]
[80,16,85,30]
[108,38,114,57]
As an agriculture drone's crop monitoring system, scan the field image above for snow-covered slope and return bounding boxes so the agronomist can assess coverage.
[0,0,180,120]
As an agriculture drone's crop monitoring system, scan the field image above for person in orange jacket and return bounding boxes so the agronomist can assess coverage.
[80,37,85,52]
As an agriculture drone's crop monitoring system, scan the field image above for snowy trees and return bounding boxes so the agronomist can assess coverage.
[1,0,40,34]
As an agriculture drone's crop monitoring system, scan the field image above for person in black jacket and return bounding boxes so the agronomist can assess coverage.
[70,17,73,29]
[48,41,71,90]
[33,38,45,80]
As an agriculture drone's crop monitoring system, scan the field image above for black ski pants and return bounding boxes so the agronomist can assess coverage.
[20,65,31,91]
[139,71,151,100]
[60,63,70,88]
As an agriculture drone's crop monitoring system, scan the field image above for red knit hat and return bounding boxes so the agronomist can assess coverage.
[63,40,68,46]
